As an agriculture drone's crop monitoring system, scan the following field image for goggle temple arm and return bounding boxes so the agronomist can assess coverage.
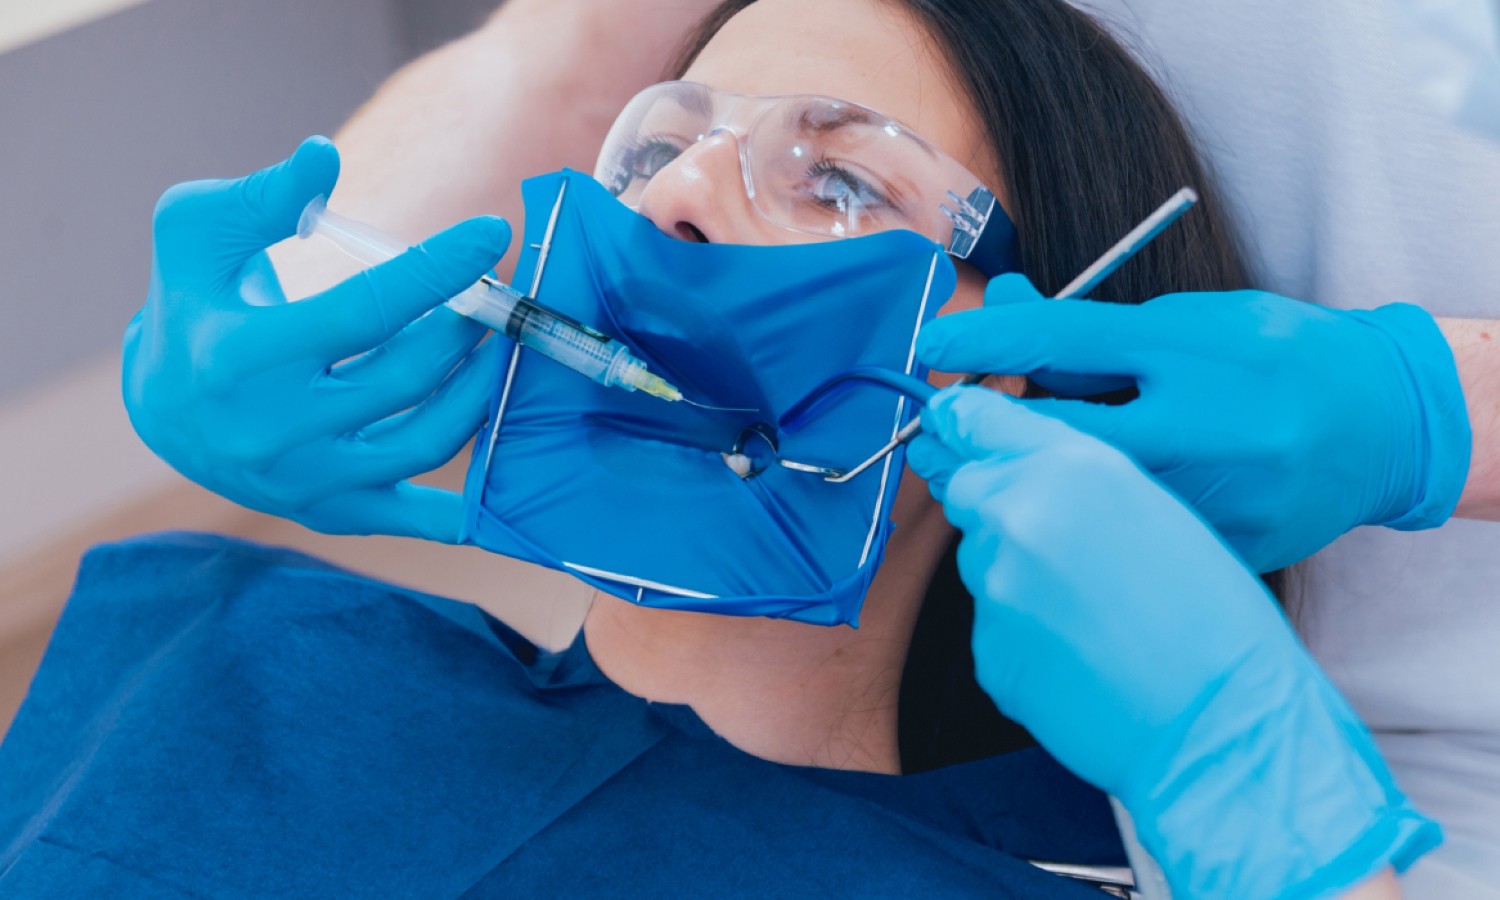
[943,187,1020,277]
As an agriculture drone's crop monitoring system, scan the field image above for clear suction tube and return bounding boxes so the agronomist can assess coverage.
[297,196,680,401]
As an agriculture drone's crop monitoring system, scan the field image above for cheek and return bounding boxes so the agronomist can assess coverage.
[937,264,987,317]
[925,264,1025,397]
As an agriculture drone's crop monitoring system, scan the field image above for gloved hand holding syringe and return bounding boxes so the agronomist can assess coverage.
[297,196,684,403]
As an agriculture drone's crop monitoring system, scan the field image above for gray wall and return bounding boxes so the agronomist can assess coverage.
[0,0,498,405]
[392,0,497,65]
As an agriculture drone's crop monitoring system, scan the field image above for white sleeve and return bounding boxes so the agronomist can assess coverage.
[1068,2,1500,895]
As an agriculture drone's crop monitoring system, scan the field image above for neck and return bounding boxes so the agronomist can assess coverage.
[583,471,952,774]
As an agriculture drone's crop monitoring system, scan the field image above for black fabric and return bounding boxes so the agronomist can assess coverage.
[900,536,1037,772]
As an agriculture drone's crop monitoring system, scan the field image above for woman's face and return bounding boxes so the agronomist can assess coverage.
[634,0,1002,322]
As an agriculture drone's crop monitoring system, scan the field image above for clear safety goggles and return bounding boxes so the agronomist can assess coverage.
[594,81,1017,275]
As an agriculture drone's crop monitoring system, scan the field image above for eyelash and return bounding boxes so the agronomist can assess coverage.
[611,136,898,219]
[609,135,684,194]
[804,157,895,213]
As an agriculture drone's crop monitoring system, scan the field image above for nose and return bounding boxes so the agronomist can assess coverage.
[634,130,762,245]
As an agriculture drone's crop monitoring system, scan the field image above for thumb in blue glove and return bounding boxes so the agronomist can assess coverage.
[908,385,1440,899]
[125,137,512,541]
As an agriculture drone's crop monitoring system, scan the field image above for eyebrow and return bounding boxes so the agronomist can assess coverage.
[660,82,714,118]
[784,102,938,159]
[806,105,869,132]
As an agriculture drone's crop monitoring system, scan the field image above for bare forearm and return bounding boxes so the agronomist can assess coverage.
[273,0,716,283]
[1336,869,1400,900]
[1439,317,1500,520]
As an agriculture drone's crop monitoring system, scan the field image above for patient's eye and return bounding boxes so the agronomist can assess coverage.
[803,158,893,222]
[611,136,685,194]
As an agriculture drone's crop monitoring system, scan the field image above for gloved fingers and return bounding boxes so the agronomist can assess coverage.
[921,385,1089,462]
[331,340,502,488]
[300,483,467,543]
[315,307,488,434]
[265,215,511,367]
[980,271,1048,307]
[940,455,1034,541]
[238,250,291,306]
[151,136,340,291]
[1007,396,1147,456]
[333,304,485,382]
[918,298,1149,384]
[967,273,1135,395]
[122,308,144,353]
[905,432,966,503]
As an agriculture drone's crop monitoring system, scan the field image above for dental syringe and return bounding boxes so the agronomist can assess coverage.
[296,197,683,403]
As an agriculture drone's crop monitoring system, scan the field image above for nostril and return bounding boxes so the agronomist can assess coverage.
[675,222,710,243]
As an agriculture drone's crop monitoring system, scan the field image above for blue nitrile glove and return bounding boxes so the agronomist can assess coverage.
[906,386,1441,900]
[916,274,1473,572]
[123,137,510,541]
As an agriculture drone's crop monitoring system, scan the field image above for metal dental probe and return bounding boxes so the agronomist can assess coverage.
[823,187,1199,485]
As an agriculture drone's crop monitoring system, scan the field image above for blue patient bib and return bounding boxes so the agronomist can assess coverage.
[460,171,956,626]
[0,535,1125,897]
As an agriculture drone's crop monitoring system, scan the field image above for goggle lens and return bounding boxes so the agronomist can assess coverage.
[595,82,1003,258]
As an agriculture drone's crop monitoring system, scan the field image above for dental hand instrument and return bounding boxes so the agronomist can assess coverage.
[298,197,684,403]
[910,386,1438,900]
[917,195,1472,574]
[826,188,1200,484]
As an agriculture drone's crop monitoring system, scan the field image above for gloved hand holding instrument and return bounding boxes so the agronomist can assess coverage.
[907,385,1441,899]
[124,137,512,542]
[916,274,1473,573]
[833,186,1449,897]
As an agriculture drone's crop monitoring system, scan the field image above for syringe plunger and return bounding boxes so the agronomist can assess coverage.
[297,196,681,401]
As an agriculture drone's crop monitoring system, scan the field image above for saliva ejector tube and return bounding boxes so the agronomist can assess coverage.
[296,197,682,403]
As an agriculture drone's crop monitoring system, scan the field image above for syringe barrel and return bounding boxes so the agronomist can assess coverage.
[457,282,644,391]
[512,301,636,389]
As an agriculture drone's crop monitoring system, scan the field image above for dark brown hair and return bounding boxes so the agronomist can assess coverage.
[672,0,1281,773]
